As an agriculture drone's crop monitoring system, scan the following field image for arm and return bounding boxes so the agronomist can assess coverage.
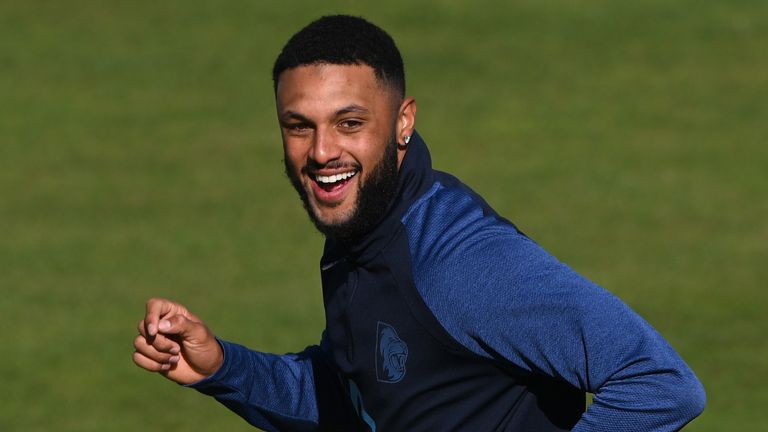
[133,298,357,432]
[189,338,356,431]
[407,219,706,431]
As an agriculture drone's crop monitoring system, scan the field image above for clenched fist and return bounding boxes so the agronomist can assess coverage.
[132,298,223,385]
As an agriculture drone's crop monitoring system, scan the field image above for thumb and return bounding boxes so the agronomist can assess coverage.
[157,314,223,378]
[157,314,210,343]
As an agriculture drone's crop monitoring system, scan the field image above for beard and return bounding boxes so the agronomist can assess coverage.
[284,133,400,243]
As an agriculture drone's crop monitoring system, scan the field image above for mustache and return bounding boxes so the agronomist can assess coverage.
[301,159,361,174]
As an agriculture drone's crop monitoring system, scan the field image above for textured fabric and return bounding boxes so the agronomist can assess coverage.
[190,340,319,431]
[401,174,707,431]
[189,132,705,431]
[190,337,359,431]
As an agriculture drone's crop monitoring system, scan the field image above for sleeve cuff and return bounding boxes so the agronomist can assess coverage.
[184,338,236,391]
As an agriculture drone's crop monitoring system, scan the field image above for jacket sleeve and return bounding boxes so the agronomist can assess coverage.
[403,188,706,431]
[188,333,358,432]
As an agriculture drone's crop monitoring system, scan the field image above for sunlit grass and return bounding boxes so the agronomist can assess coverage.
[1,1,765,430]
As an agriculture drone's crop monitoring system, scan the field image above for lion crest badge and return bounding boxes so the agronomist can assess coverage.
[376,321,408,383]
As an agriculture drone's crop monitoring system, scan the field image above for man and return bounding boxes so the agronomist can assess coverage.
[133,15,705,431]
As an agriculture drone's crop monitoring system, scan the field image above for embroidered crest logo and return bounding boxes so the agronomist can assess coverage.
[376,321,408,383]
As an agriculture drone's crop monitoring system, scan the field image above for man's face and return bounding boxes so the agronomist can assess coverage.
[276,64,411,240]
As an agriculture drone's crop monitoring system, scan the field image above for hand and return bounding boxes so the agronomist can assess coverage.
[132,298,224,385]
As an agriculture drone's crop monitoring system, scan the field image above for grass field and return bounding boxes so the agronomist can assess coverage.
[1,1,766,430]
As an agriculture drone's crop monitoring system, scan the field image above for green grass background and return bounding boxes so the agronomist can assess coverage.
[1,1,765,430]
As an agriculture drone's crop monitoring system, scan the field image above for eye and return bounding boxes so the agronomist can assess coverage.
[338,119,363,130]
[283,122,311,134]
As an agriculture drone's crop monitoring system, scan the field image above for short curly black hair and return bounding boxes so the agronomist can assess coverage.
[272,15,405,98]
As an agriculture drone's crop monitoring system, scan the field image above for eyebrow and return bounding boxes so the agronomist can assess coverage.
[280,105,370,123]
[335,104,369,116]
[281,111,313,124]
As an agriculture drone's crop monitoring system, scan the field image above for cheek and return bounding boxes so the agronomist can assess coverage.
[358,138,393,169]
[283,143,307,171]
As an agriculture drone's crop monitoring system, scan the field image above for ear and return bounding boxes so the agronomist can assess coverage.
[397,97,417,145]
[396,96,417,165]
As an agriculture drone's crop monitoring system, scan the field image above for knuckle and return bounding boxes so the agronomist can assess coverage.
[133,335,145,349]
[168,314,186,326]
[151,333,170,347]
[146,297,161,307]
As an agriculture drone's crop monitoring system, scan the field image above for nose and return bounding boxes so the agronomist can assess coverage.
[309,127,342,166]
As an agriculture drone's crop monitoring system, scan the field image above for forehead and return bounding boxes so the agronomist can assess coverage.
[276,64,393,115]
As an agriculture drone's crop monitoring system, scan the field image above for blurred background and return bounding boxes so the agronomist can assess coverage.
[1,1,765,430]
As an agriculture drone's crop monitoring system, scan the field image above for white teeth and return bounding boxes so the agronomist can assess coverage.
[315,171,357,184]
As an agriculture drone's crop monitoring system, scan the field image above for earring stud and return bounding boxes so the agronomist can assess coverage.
[404,135,411,144]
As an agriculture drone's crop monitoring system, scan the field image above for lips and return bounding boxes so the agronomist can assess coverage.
[310,170,358,202]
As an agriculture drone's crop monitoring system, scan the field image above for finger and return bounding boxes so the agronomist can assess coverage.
[133,334,179,364]
[133,350,174,372]
[145,298,185,337]
[137,319,147,338]
[149,332,181,355]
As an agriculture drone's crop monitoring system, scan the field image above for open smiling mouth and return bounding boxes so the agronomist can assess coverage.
[313,170,358,193]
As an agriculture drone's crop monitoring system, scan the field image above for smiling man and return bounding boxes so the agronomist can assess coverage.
[133,15,705,431]
[278,62,411,241]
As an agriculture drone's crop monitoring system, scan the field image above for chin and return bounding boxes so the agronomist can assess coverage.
[312,206,355,228]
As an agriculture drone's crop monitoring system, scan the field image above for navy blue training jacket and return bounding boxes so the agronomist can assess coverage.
[191,132,706,431]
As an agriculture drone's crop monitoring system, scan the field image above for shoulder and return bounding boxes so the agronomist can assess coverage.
[397,175,611,362]
[400,174,559,286]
